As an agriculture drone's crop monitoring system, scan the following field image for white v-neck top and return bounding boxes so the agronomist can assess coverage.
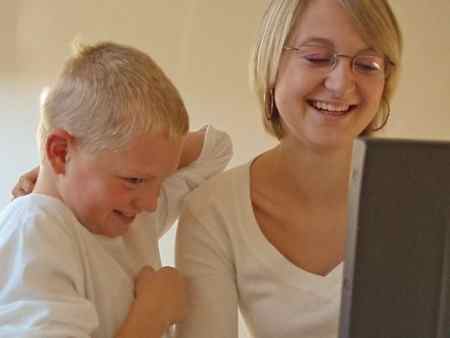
[176,162,342,338]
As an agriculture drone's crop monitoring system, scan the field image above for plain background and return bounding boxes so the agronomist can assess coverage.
[1,1,449,336]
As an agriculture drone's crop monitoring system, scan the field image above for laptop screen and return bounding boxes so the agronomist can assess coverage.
[339,138,450,338]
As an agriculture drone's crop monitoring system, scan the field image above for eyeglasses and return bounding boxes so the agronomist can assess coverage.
[283,45,394,79]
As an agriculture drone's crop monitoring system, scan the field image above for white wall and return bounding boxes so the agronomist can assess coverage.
[1,1,449,336]
[0,0,275,206]
[389,1,450,139]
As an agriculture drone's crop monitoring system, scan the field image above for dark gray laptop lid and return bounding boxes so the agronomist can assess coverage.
[339,138,450,338]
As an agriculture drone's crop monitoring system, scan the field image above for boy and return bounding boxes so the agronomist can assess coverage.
[0,41,232,338]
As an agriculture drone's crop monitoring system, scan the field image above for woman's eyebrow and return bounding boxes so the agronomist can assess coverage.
[295,37,376,54]
[295,37,334,48]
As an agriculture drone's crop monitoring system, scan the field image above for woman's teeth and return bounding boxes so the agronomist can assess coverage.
[310,100,351,113]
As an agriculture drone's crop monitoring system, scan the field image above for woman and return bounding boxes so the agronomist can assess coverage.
[174,0,402,337]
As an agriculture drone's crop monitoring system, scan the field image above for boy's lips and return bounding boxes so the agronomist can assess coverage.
[113,210,136,224]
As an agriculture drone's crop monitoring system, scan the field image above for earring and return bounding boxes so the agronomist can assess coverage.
[370,103,391,132]
[265,89,275,121]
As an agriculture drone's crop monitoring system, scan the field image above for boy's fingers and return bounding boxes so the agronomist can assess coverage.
[136,266,155,280]
[22,178,34,192]
[11,187,26,199]
[10,172,37,200]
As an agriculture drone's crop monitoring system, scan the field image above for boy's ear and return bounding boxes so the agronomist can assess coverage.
[46,129,75,175]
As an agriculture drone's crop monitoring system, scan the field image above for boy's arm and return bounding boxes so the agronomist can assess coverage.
[0,208,98,337]
[11,166,39,198]
[116,304,167,338]
[10,126,229,199]
[9,130,206,198]
[0,204,185,338]
[178,130,206,169]
[155,125,233,236]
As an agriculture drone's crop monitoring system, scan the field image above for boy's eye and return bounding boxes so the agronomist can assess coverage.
[124,177,145,185]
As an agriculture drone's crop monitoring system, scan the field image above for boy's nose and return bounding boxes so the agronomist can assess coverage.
[135,189,159,213]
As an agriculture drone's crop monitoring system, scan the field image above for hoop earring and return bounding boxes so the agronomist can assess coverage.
[265,89,275,121]
[370,103,391,132]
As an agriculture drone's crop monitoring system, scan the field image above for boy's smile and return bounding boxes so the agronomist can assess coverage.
[59,129,185,237]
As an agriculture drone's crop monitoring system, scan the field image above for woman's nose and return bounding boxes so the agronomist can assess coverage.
[324,59,357,97]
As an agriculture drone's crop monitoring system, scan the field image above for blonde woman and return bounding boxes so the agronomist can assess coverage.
[175,0,402,337]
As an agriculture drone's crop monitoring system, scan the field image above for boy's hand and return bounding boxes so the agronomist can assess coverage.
[11,166,39,198]
[178,130,206,169]
[116,266,187,338]
[134,266,187,326]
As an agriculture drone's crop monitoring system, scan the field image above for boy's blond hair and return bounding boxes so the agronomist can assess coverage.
[251,0,403,139]
[38,41,189,155]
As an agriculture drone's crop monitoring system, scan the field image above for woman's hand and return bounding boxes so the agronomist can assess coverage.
[11,166,39,198]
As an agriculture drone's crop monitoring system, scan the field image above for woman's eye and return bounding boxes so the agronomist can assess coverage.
[353,56,384,74]
[303,54,333,66]
[355,63,379,73]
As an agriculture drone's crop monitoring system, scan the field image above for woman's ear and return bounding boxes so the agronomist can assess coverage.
[45,129,75,175]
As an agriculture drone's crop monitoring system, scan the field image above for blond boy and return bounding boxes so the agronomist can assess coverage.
[0,42,232,338]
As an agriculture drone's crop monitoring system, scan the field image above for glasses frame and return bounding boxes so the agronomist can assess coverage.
[283,46,395,79]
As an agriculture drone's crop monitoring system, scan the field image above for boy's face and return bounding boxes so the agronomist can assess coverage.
[60,130,184,237]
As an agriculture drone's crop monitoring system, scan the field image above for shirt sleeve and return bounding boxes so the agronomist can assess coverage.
[0,213,99,338]
[154,125,233,237]
[174,206,239,338]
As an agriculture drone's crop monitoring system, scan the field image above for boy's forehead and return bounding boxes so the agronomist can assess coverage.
[102,130,184,176]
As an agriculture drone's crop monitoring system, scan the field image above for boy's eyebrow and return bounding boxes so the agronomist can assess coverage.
[123,167,175,180]
[125,170,157,178]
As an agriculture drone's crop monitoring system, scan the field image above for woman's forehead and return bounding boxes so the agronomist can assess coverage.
[290,0,368,51]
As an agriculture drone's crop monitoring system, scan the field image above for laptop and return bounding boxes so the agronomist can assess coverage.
[339,138,450,338]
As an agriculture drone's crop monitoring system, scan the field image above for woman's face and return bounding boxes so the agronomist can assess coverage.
[275,0,385,149]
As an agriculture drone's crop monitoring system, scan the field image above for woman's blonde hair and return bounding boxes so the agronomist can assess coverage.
[38,41,189,155]
[251,0,403,139]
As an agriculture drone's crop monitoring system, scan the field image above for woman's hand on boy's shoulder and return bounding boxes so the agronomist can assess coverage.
[11,166,39,199]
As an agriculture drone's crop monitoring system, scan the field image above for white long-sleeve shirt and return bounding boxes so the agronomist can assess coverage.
[0,126,232,338]
[175,162,342,338]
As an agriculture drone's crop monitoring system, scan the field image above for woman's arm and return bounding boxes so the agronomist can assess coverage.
[174,206,239,338]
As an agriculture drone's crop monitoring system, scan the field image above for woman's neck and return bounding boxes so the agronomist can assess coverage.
[258,137,353,207]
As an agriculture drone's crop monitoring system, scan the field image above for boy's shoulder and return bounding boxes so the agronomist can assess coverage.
[0,194,80,244]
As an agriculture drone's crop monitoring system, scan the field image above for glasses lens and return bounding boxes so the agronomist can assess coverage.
[353,55,386,76]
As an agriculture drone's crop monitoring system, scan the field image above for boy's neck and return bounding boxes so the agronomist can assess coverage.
[33,162,63,201]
